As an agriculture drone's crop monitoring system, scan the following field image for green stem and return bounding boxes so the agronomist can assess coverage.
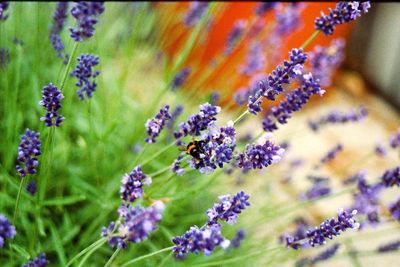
[104,248,121,267]
[66,238,106,267]
[140,141,176,167]
[120,246,173,267]
[149,165,171,178]
[59,41,79,92]
[13,178,25,223]
[132,142,149,166]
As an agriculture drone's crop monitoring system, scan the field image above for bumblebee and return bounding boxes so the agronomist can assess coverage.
[179,140,207,161]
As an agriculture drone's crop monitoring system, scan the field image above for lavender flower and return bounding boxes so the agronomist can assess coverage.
[70,54,100,100]
[238,41,266,76]
[120,166,151,203]
[390,128,400,149]
[297,244,340,267]
[254,2,277,16]
[301,181,331,201]
[315,2,371,35]
[286,209,359,249]
[171,67,191,90]
[308,106,368,132]
[16,129,41,177]
[236,134,284,170]
[210,91,220,106]
[171,155,185,176]
[145,105,172,143]
[274,3,304,35]
[172,223,229,258]
[309,38,345,86]
[320,144,343,164]
[342,170,366,185]
[102,202,164,249]
[26,181,37,195]
[231,229,245,248]
[0,2,9,21]
[381,166,400,188]
[183,2,209,27]
[224,19,247,55]
[375,143,387,157]
[388,198,400,221]
[69,2,105,42]
[39,83,64,127]
[174,103,221,140]
[22,253,49,267]
[50,2,69,62]
[0,48,10,69]
[206,191,250,225]
[262,73,324,132]
[0,214,16,248]
[248,48,308,115]
[279,217,310,245]
[377,240,400,253]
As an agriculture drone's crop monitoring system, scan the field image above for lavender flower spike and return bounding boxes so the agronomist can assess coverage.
[390,128,400,149]
[320,143,343,164]
[388,198,400,221]
[70,54,100,100]
[120,166,152,203]
[381,166,400,188]
[50,2,69,62]
[69,2,105,42]
[224,19,247,55]
[145,105,172,143]
[377,240,400,253]
[16,129,41,177]
[171,67,191,90]
[315,2,371,35]
[39,83,64,127]
[22,253,49,267]
[183,2,209,27]
[0,2,10,21]
[0,214,16,248]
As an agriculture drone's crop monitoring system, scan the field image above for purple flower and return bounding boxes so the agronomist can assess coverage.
[206,191,250,225]
[183,2,209,27]
[308,106,367,132]
[238,41,266,76]
[301,181,331,201]
[70,54,100,100]
[286,209,359,249]
[236,134,284,170]
[120,166,151,203]
[102,202,164,249]
[389,198,400,221]
[254,2,277,16]
[320,144,343,164]
[171,155,185,176]
[26,181,37,195]
[342,170,366,185]
[224,19,247,55]
[0,214,16,248]
[39,83,64,127]
[377,240,400,253]
[390,128,400,149]
[275,3,304,35]
[171,67,191,90]
[172,223,229,258]
[315,2,371,35]
[375,143,387,157]
[16,129,41,177]
[22,253,49,267]
[381,166,400,188]
[309,38,345,86]
[297,243,340,266]
[231,229,245,248]
[50,2,69,62]
[69,2,105,42]
[145,105,172,143]
[248,48,308,115]
[262,73,324,132]
[0,47,10,69]
[174,103,221,140]
[279,217,310,246]
[210,91,220,106]
[0,2,9,21]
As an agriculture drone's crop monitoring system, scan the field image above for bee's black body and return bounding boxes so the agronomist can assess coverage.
[186,140,206,161]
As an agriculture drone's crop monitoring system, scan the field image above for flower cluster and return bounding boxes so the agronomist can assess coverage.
[224,19,247,55]
[381,166,400,188]
[120,166,152,203]
[375,143,387,157]
[320,143,343,165]
[22,253,49,267]
[70,54,100,100]
[16,129,41,177]
[308,106,368,132]
[26,181,37,196]
[297,244,340,267]
[231,229,245,248]
[234,74,266,106]
[172,191,250,258]
[174,103,221,140]
[286,209,359,249]
[377,240,400,253]
[315,2,371,35]
[0,2,9,21]
[390,128,400,149]
[39,83,64,127]
[388,198,400,221]
[50,2,69,62]
[279,217,309,245]
[171,67,191,90]
[254,2,277,16]
[69,2,105,42]
[183,2,209,27]
[0,214,16,248]
[274,3,304,35]
[301,180,331,201]
[248,48,308,115]
[238,41,265,76]
[309,38,345,86]
[236,134,284,170]
[145,105,172,143]
[171,155,185,176]
[262,73,324,132]
[342,170,366,185]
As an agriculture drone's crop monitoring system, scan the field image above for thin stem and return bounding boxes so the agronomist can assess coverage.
[59,41,79,92]
[13,178,25,223]
[77,239,107,267]
[149,165,171,178]
[140,141,176,167]
[132,142,149,166]
[66,238,106,267]
[104,248,121,267]
[120,246,173,267]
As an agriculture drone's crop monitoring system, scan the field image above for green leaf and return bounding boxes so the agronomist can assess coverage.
[42,195,86,206]
[50,223,67,266]
[10,244,31,260]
